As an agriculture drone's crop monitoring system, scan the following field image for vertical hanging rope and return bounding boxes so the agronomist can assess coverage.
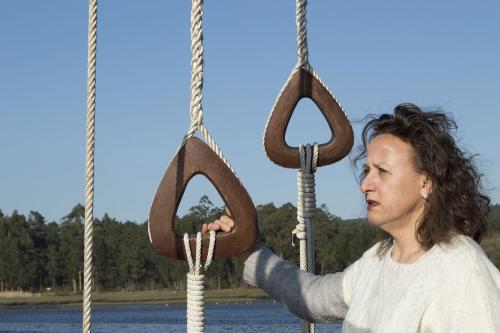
[83,0,98,332]
[296,0,309,67]
[184,231,216,333]
[292,143,318,333]
[186,0,205,140]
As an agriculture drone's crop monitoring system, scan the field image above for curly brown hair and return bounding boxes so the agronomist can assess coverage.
[352,103,490,251]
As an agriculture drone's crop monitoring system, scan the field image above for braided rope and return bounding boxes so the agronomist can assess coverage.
[296,0,309,66]
[83,0,98,332]
[182,0,236,176]
[186,0,204,139]
[184,231,216,333]
[291,144,318,333]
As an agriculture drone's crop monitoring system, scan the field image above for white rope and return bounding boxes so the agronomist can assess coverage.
[182,0,236,176]
[296,0,309,67]
[184,231,216,333]
[292,144,318,333]
[83,0,97,332]
[173,2,235,330]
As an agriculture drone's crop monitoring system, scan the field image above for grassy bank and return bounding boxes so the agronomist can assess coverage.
[0,288,269,306]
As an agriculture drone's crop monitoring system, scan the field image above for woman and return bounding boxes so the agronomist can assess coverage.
[203,103,500,332]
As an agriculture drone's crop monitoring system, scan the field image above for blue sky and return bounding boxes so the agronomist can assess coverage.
[1,1,499,223]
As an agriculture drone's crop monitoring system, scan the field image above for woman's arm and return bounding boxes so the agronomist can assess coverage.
[203,216,351,322]
[243,246,348,323]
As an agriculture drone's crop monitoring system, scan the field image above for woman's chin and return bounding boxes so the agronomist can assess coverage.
[366,214,384,227]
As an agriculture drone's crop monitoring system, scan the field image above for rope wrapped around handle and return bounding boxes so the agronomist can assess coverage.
[184,230,216,333]
[292,144,318,333]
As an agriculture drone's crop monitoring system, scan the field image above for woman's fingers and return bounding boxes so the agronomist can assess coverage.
[219,215,235,231]
[201,215,235,233]
[202,221,222,233]
[210,222,222,231]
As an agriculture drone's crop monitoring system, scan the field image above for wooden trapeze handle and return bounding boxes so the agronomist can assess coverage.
[264,68,354,168]
[149,137,259,260]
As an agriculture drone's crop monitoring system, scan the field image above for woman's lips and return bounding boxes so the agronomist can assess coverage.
[366,199,379,209]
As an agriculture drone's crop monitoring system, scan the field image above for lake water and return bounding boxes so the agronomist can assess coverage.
[0,301,342,333]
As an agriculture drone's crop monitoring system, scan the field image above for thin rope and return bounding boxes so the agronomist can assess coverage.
[292,144,318,333]
[83,0,98,332]
[183,231,216,333]
[181,0,236,176]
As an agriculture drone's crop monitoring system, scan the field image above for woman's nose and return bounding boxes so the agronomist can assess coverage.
[360,174,373,193]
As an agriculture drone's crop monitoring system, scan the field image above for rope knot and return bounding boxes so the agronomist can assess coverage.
[292,224,307,246]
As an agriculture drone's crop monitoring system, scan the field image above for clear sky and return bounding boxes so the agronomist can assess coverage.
[1,1,499,223]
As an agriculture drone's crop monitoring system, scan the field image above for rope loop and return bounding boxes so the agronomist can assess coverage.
[176,0,237,179]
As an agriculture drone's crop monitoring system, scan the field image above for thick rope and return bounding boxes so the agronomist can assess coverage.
[292,144,318,333]
[185,0,204,139]
[184,231,216,333]
[182,0,236,176]
[296,0,309,66]
[83,0,97,332]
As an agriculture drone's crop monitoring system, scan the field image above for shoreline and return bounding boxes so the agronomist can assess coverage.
[0,288,269,307]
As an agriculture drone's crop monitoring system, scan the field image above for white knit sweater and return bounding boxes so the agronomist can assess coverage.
[243,235,500,332]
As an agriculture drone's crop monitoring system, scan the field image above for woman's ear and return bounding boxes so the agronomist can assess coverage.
[420,175,432,200]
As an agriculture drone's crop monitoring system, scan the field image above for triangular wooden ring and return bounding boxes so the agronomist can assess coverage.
[149,137,259,260]
[264,67,354,168]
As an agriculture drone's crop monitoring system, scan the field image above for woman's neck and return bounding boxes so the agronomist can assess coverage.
[390,233,424,264]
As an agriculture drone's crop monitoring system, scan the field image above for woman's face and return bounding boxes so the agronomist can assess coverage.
[360,134,430,234]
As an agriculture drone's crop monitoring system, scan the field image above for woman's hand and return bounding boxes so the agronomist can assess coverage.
[201,215,235,234]
[202,214,256,262]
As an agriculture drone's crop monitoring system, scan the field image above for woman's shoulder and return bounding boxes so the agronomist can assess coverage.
[360,241,383,259]
[421,236,500,331]
[432,234,500,282]
[436,235,487,263]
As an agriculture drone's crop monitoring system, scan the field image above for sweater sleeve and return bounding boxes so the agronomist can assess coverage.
[242,246,348,323]
[419,261,500,332]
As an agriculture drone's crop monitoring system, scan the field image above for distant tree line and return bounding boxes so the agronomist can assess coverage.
[0,197,499,293]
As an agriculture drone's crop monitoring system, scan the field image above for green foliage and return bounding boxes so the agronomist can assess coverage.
[489,204,500,232]
[482,233,500,268]
[59,205,84,292]
[0,200,498,292]
[0,211,36,290]
[45,222,60,288]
